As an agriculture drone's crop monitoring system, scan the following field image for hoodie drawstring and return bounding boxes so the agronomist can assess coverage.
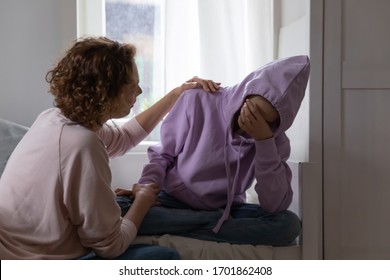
[213,128,244,233]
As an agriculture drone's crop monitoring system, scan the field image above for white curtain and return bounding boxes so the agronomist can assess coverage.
[163,0,274,91]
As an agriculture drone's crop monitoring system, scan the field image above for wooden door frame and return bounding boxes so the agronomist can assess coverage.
[301,0,325,260]
[323,0,343,259]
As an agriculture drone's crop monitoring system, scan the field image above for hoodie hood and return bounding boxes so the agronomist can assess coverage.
[222,55,310,136]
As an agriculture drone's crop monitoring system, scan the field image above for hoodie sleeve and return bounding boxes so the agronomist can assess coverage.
[138,94,191,187]
[253,135,293,213]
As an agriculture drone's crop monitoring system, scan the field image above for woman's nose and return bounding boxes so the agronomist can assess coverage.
[137,86,143,96]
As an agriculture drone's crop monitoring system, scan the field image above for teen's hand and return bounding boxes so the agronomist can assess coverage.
[238,98,274,140]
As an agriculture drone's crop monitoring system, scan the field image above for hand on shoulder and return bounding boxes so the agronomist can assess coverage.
[173,76,221,97]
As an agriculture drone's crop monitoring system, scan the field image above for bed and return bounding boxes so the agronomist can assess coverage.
[0,118,305,260]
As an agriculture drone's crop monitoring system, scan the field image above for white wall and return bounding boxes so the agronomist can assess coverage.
[275,0,310,162]
[0,0,77,127]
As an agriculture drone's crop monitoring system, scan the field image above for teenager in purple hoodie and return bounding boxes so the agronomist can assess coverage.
[117,55,310,245]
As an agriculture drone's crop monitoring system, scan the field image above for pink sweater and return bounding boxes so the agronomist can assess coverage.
[0,108,147,259]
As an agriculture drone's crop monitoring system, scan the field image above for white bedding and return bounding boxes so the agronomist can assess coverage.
[133,235,274,259]
[133,234,301,259]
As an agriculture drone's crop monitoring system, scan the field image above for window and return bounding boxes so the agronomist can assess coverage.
[105,0,163,141]
[78,0,164,142]
[77,0,274,143]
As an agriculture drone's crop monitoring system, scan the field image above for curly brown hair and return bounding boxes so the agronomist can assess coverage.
[46,37,136,130]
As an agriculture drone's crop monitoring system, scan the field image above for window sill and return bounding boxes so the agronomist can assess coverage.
[125,140,159,155]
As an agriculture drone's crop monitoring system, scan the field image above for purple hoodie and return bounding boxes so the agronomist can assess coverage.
[139,55,310,232]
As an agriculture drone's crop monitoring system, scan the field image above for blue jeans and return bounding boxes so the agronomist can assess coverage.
[116,192,301,246]
[79,244,181,260]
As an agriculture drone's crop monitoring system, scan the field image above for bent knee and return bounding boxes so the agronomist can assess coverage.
[274,210,301,245]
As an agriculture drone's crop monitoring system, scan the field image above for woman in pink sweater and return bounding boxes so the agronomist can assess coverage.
[0,37,220,260]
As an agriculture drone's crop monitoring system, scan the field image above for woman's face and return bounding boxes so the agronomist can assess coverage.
[112,61,142,118]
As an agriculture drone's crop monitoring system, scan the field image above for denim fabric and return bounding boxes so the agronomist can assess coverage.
[116,192,301,246]
[79,244,181,260]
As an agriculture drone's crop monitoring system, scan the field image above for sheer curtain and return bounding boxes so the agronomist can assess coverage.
[163,0,274,91]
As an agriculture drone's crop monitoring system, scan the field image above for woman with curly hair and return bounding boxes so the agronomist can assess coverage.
[0,37,220,260]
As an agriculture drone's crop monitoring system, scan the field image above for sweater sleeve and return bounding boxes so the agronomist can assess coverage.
[96,118,148,158]
[253,135,293,213]
[60,125,138,258]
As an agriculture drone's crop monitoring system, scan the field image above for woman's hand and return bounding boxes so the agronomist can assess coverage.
[173,76,221,97]
[115,184,160,196]
[133,183,160,208]
[122,183,161,228]
[185,76,221,92]
[114,188,132,197]
[135,77,220,134]
[132,183,160,196]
